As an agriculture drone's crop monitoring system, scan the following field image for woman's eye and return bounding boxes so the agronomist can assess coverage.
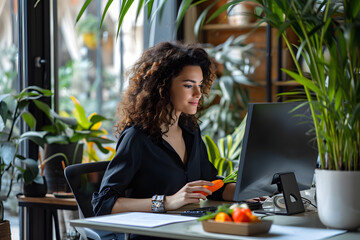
[184,85,192,88]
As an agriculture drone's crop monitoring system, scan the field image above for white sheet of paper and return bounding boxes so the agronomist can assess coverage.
[267,225,347,240]
[87,212,197,228]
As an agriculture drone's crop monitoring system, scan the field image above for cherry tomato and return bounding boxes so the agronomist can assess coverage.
[232,207,251,223]
[214,212,232,222]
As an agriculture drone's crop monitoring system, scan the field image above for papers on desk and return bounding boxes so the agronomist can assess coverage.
[87,212,197,228]
[268,225,347,240]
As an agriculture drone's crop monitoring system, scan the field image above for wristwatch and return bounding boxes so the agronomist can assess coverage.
[151,195,166,213]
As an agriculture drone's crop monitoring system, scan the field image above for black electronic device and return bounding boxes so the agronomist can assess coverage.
[233,102,318,215]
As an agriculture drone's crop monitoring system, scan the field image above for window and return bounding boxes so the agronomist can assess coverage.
[0,0,18,95]
[57,0,144,135]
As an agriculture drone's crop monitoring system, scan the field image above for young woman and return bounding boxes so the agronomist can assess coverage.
[92,42,236,219]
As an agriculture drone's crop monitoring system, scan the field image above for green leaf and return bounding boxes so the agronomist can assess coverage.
[86,137,114,144]
[16,86,52,101]
[203,135,220,163]
[21,158,39,185]
[135,0,145,24]
[20,131,47,147]
[21,112,36,130]
[54,113,78,127]
[349,0,360,19]
[146,0,155,19]
[76,0,93,23]
[72,101,91,129]
[0,93,10,102]
[93,141,110,154]
[282,69,322,96]
[218,138,225,158]
[150,0,168,24]
[176,0,193,30]
[117,0,136,38]
[206,0,235,23]
[0,142,16,165]
[0,100,9,131]
[193,0,219,36]
[33,100,51,119]
[89,114,108,124]
[100,0,114,29]
[216,158,226,176]
[226,134,232,158]
[46,135,70,145]
[334,89,342,111]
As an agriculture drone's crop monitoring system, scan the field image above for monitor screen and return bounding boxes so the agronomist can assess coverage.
[233,102,318,201]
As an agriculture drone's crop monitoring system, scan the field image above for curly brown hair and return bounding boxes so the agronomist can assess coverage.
[114,41,216,138]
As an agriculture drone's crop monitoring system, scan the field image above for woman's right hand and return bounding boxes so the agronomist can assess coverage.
[164,180,214,211]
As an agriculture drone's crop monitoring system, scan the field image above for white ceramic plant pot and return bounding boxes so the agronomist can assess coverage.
[315,169,360,230]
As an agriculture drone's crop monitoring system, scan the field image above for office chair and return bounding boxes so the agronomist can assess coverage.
[64,161,110,240]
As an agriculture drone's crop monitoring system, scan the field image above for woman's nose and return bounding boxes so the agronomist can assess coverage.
[193,86,202,98]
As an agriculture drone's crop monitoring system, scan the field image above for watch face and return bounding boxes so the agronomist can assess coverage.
[152,195,166,213]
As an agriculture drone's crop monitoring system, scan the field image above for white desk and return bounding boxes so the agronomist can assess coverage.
[70,208,360,240]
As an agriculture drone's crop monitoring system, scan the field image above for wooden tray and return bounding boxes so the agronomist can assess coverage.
[201,219,272,236]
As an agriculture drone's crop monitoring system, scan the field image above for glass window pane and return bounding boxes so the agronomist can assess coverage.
[57,0,143,152]
[0,0,18,95]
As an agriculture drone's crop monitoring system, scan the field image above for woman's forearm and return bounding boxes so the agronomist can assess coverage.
[111,197,152,214]
[222,183,236,201]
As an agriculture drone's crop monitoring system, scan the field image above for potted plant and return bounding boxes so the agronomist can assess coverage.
[22,95,115,193]
[239,0,360,230]
[1,86,52,238]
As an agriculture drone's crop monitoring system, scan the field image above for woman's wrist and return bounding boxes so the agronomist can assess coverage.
[222,183,236,201]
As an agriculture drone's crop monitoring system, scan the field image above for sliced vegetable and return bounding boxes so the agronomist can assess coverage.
[194,179,224,197]
[215,212,232,222]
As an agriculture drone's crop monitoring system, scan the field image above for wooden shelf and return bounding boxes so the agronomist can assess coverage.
[203,22,267,31]
[272,80,303,87]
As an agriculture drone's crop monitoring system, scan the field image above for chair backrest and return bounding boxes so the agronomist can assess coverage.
[64,161,109,218]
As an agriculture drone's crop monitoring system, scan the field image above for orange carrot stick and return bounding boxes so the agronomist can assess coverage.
[61,160,66,171]
[194,179,224,197]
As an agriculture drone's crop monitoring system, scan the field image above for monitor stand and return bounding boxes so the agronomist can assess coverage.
[255,172,305,215]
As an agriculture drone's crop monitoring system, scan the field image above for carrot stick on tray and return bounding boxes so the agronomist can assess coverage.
[195,170,238,197]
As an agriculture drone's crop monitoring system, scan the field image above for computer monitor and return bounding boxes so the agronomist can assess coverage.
[233,102,318,213]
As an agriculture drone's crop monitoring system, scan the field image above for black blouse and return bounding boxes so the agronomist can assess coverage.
[92,119,224,216]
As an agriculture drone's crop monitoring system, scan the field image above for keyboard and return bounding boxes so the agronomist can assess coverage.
[180,201,263,217]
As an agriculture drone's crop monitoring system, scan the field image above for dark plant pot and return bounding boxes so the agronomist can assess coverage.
[0,220,11,240]
[43,142,83,193]
[23,177,47,197]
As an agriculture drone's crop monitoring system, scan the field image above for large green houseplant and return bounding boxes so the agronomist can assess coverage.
[240,0,359,230]
[1,86,51,236]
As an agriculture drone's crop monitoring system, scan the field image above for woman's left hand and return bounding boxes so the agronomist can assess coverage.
[164,180,214,210]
